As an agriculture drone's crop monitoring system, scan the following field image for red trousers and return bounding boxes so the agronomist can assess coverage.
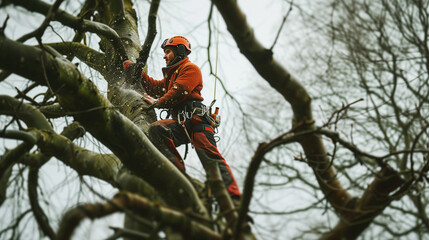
[148,115,241,197]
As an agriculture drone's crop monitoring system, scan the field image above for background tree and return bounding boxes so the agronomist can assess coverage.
[0,0,428,240]
[229,0,429,239]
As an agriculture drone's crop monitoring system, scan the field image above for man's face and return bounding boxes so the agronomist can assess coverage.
[163,48,175,66]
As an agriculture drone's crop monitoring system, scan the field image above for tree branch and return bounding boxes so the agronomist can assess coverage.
[28,166,56,240]
[44,42,106,73]
[212,0,354,229]
[0,36,207,216]
[270,1,293,51]
[234,121,309,238]
[12,0,127,60]
[0,95,53,131]
[17,0,65,43]
[321,166,405,240]
[0,164,12,206]
[235,122,412,239]
[0,130,39,143]
[38,103,66,118]
[0,95,54,181]
[56,192,221,240]
[0,143,33,183]
[205,162,237,226]
[136,0,160,65]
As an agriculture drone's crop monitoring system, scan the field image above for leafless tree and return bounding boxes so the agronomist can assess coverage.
[0,0,427,240]
[233,0,429,239]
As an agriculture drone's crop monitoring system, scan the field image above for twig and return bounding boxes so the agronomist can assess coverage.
[0,15,9,33]
[0,209,32,237]
[12,0,126,60]
[137,0,160,65]
[14,87,41,106]
[270,1,294,51]
[324,98,363,127]
[106,226,151,240]
[409,123,429,178]
[17,0,65,43]
[39,47,54,96]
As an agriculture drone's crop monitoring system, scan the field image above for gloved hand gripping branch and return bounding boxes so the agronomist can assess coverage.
[123,60,158,110]
[123,43,148,78]
[123,60,145,83]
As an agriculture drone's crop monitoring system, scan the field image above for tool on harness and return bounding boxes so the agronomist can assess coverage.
[177,111,194,160]
[210,107,221,128]
[174,100,220,129]
[174,100,220,159]
[177,112,194,150]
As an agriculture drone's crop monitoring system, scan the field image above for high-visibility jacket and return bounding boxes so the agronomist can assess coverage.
[141,57,204,109]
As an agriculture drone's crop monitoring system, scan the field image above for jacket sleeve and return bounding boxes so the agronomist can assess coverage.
[156,63,202,109]
[141,71,166,98]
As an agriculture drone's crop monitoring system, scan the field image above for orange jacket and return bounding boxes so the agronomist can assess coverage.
[141,58,204,109]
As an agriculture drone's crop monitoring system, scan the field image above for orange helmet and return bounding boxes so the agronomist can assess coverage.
[161,36,191,54]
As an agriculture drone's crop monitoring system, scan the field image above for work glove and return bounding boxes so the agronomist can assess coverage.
[123,60,144,81]
[142,95,157,110]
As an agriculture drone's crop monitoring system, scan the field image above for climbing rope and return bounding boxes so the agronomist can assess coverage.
[210,11,220,110]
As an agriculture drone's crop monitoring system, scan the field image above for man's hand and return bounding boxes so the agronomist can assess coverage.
[142,95,157,110]
[142,95,155,104]
[123,60,144,81]
[123,60,134,70]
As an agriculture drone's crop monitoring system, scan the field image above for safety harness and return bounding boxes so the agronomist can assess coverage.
[169,100,220,158]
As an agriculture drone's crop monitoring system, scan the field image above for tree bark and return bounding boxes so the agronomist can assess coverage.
[0,35,208,216]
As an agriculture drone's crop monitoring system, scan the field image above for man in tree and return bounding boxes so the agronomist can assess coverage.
[123,36,241,200]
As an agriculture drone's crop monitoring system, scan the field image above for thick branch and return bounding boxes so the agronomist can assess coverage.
[45,42,106,73]
[0,95,53,131]
[38,103,66,118]
[1,98,161,207]
[212,0,352,223]
[321,166,404,240]
[0,143,33,181]
[0,95,52,179]
[33,129,122,185]
[205,162,237,225]
[56,192,221,240]
[212,0,311,120]
[0,36,207,216]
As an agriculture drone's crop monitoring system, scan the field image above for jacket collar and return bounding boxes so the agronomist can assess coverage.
[162,57,189,77]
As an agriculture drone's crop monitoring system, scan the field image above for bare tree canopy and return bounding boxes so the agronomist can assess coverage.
[0,0,428,239]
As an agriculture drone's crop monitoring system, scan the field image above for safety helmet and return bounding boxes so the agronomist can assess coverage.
[161,36,191,55]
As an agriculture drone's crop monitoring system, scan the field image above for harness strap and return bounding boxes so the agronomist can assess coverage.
[192,124,214,133]
[179,119,194,149]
